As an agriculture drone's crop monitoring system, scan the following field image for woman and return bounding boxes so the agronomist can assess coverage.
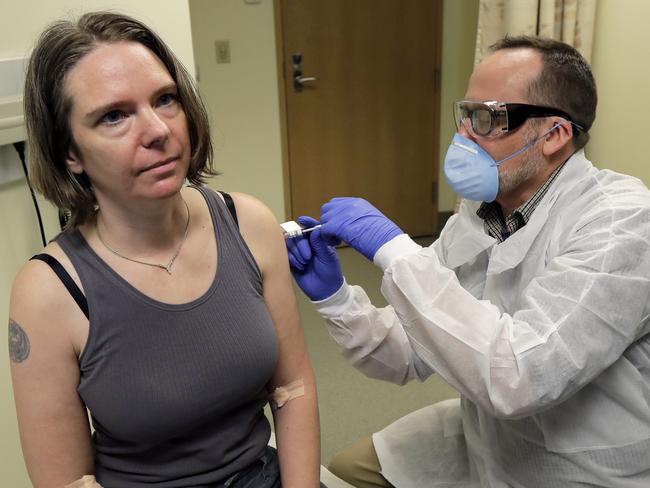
[9,11,321,488]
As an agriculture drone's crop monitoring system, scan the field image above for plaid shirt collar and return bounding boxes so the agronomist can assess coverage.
[477,163,565,242]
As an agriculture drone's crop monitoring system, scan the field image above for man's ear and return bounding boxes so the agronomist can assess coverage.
[541,119,573,157]
[66,150,84,175]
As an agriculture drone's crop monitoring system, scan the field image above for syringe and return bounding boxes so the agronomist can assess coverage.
[280,220,323,239]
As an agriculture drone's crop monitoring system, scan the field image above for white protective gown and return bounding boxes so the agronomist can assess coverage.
[315,150,650,487]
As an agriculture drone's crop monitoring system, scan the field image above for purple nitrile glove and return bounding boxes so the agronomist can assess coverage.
[286,216,344,301]
[320,197,403,261]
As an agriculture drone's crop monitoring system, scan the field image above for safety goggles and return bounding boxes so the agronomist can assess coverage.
[454,100,583,138]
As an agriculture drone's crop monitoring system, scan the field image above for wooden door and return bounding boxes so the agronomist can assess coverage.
[276,0,442,236]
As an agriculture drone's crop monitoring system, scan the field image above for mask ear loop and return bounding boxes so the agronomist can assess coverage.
[492,122,561,167]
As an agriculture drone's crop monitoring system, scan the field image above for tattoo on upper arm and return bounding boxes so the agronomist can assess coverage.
[8,319,30,363]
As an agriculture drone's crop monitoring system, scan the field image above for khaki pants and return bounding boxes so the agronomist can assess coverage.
[328,437,395,488]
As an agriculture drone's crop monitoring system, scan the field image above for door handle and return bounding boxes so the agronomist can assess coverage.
[292,53,317,91]
[294,75,317,90]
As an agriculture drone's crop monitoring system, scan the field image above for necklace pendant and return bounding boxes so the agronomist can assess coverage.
[96,196,190,276]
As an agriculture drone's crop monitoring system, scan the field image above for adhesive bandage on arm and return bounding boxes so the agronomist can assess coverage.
[65,475,104,488]
[270,379,305,409]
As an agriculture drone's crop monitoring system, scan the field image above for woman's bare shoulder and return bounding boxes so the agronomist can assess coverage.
[227,192,286,274]
[13,240,82,298]
[10,241,86,352]
[228,192,279,230]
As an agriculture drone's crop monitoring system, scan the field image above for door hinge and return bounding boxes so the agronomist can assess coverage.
[433,67,441,92]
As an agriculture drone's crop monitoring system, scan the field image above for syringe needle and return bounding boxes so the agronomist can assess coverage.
[299,224,322,235]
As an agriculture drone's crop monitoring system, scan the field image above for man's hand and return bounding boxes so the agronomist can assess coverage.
[286,216,344,301]
[321,197,404,261]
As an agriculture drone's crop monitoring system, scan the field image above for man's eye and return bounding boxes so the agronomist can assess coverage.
[100,110,126,125]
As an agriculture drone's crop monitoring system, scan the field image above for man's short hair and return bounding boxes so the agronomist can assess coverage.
[489,35,597,149]
[24,11,215,228]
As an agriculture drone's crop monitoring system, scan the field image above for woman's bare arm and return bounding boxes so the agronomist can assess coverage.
[233,193,321,488]
[9,253,94,488]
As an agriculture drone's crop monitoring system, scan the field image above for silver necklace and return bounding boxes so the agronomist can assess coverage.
[96,197,191,275]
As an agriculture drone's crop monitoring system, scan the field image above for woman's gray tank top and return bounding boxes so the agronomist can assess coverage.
[56,187,279,487]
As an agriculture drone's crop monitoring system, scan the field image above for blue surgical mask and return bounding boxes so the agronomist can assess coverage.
[443,124,560,202]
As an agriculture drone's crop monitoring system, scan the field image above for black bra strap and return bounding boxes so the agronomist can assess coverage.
[31,254,89,319]
[219,191,239,228]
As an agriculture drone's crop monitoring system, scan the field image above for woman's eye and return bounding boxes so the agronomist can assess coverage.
[157,93,178,107]
[99,110,126,125]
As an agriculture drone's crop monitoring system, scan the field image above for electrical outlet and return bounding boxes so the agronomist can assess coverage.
[215,40,231,64]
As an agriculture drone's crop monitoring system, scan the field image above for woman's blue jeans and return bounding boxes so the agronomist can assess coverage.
[222,446,327,488]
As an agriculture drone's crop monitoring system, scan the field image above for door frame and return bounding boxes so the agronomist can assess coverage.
[273,0,292,220]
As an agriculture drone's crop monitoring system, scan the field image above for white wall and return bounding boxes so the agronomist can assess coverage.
[0,2,194,486]
[438,0,479,212]
[189,0,286,219]
[587,0,649,183]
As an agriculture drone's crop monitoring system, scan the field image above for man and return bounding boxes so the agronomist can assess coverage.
[287,36,650,487]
